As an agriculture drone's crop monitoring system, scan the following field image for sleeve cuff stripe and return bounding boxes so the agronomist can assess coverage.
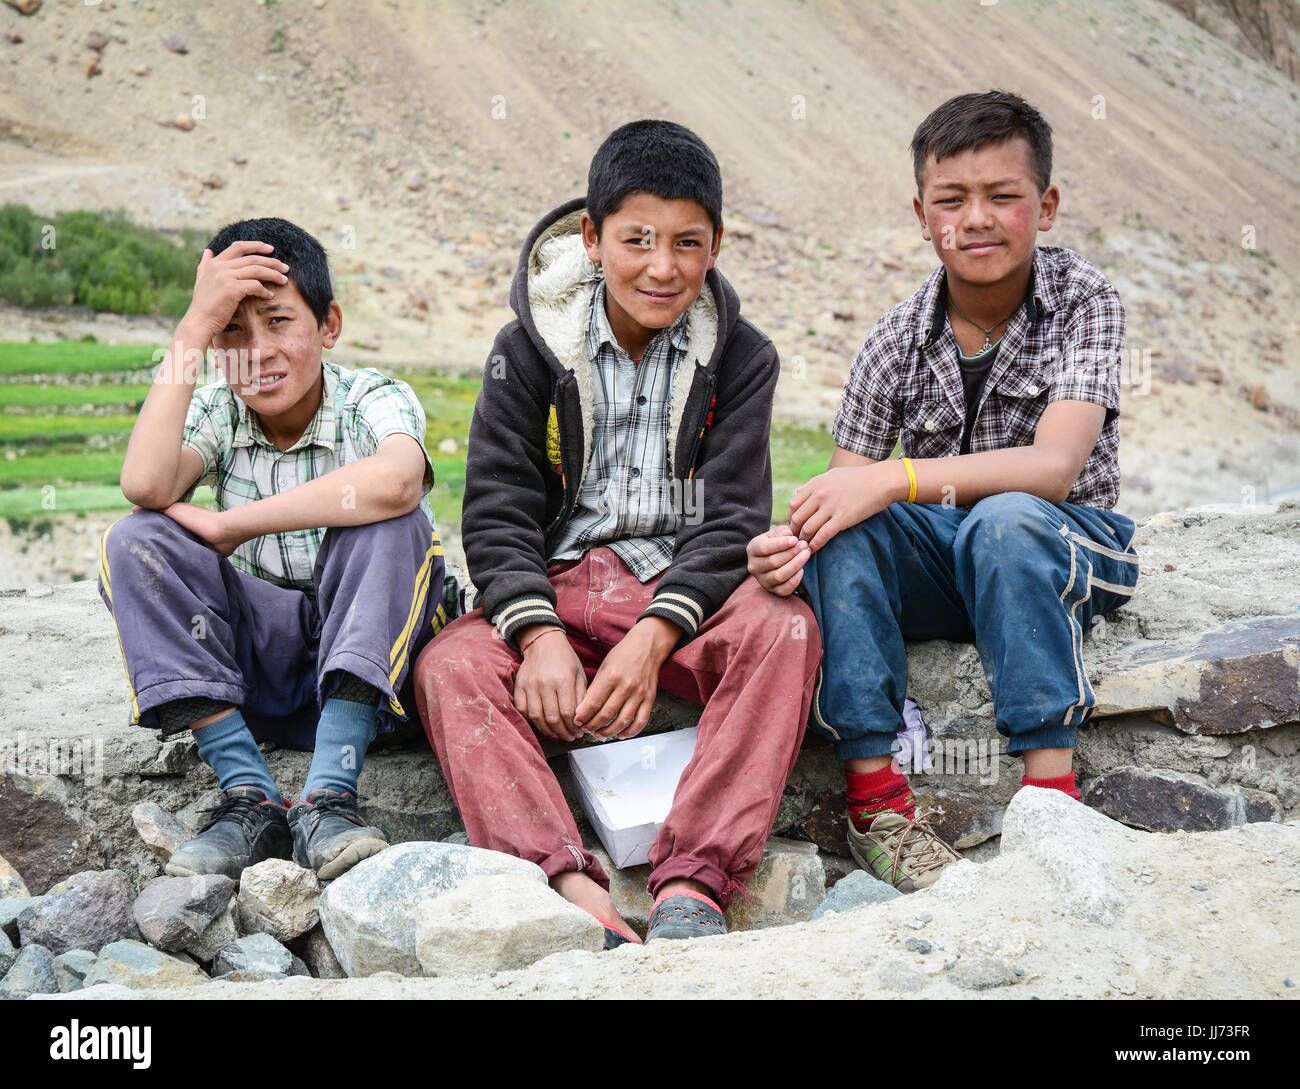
[654,591,704,625]
[498,609,562,636]
[495,597,557,627]
[644,600,699,634]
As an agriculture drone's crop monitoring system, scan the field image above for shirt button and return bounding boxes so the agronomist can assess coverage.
[1028,385,1040,395]
[278,478,288,488]
[637,395,647,405]
[924,420,936,431]
[630,467,641,478]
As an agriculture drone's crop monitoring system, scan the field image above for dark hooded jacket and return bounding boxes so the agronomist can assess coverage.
[461,197,780,648]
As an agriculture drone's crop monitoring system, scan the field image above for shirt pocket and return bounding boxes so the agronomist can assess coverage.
[899,398,963,459]
[988,367,1050,449]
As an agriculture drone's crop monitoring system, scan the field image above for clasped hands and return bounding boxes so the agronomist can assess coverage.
[512,615,680,743]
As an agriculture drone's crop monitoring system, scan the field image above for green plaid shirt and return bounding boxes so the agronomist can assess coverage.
[182,360,436,593]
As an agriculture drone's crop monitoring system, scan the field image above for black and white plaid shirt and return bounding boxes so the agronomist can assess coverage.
[833,246,1126,509]
[549,279,690,579]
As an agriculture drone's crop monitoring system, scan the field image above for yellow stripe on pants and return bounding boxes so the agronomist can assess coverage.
[385,528,444,715]
[100,520,142,724]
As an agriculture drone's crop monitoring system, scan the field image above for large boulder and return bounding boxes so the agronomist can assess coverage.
[414,874,605,976]
[318,842,547,977]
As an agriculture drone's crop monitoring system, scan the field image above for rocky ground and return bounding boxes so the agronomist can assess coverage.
[4,788,1295,1001]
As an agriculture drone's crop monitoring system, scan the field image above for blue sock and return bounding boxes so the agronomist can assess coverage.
[193,708,281,801]
[303,698,378,798]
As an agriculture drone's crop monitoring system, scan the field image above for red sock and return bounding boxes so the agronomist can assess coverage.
[1022,773,1082,801]
[845,765,915,831]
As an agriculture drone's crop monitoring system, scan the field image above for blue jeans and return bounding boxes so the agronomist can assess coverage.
[801,492,1139,759]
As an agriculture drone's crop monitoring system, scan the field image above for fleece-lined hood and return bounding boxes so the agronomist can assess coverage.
[509,197,740,487]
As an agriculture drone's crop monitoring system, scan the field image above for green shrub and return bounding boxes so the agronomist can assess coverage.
[0,204,206,316]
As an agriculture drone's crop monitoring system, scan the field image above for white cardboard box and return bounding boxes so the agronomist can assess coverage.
[568,727,699,869]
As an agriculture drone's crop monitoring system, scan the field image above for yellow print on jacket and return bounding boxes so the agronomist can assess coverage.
[546,404,561,465]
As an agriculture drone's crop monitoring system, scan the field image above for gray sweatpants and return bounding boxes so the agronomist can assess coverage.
[97,508,446,750]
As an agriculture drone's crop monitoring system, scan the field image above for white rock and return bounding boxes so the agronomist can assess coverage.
[237,858,320,943]
[415,874,604,976]
[999,787,1130,925]
[318,841,546,977]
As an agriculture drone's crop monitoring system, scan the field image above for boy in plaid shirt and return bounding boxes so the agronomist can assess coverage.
[100,218,444,882]
[748,91,1139,890]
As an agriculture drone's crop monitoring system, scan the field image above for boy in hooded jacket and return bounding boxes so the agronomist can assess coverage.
[413,120,821,946]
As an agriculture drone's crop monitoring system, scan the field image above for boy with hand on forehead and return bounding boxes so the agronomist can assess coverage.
[100,218,445,883]
[415,120,820,947]
[748,91,1139,891]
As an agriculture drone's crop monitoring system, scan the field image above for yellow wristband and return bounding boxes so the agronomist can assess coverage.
[901,457,917,503]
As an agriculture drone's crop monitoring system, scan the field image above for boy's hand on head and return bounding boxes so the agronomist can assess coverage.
[157,501,242,557]
[183,241,291,342]
[514,625,587,742]
[789,464,897,552]
[577,617,677,741]
[747,526,810,596]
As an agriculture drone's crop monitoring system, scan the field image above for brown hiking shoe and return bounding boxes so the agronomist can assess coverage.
[846,810,963,893]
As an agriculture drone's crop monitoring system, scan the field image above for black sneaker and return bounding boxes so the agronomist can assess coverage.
[286,788,389,880]
[165,786,292,881]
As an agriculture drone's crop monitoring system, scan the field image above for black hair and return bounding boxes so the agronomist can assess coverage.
[205,217,333,327]
[909,90,1053,194]
[586,120,723,237]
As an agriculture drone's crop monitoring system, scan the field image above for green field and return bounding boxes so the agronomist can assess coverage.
[0,341,833,529]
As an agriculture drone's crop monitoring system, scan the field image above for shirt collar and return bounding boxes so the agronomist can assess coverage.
[587,278,692,361]
[231,361,339,452]
[922,248,1054,348]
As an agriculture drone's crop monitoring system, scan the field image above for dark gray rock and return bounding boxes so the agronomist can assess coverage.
[809,870,901,920]
[295,926,346,979]
[17,870,134,955]
[0,943,58,999]
[132,874,235,952]
[53,949,97,992]
[183,898,238,963]
[0,773,111,894]
[1085,766,1283,832]
[212,933,295,978]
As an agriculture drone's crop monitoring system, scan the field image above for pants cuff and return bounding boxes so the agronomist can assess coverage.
[829,732,900,761]
[1003,724,1079,755]
[647,858,730,910]
[537,844,610,892]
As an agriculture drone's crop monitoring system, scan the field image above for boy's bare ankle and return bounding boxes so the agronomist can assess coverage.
[655,877,714,903]
[550,870,624,928]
